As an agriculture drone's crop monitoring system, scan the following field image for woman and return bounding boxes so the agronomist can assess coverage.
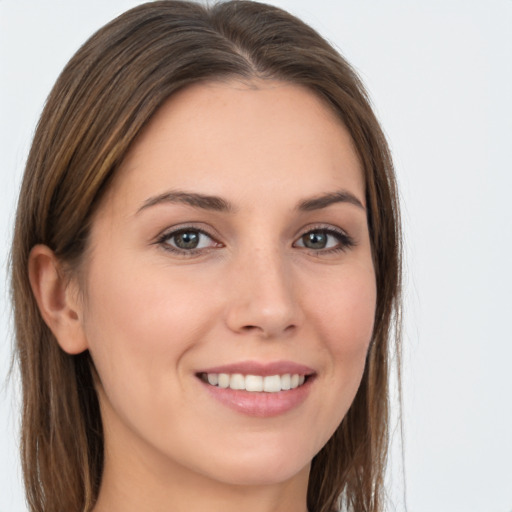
[11,1,401,511]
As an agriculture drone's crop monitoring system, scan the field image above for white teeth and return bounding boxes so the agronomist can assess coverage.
[202,373,308,392]
[263,375,281,393]
[218,373,230,388]
[207,373,218,386]
[281,374,291,390]
[245,375,264,392]
[230,373,245,390]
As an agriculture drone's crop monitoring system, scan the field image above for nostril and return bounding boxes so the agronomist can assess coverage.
[239,323,297,338]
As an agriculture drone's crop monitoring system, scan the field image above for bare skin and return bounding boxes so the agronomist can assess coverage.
[29,80,376,512]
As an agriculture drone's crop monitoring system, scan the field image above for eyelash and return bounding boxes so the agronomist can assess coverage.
[294,225,355,255]
[155,226,221,257]
[155,224,355,256]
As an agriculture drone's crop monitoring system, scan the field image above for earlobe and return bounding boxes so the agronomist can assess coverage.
[28,244,88,354]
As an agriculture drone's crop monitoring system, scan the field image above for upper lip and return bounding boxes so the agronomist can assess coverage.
[196,360,315,377]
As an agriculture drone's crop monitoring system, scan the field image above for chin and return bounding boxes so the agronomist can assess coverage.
[192,441,313,487]
[207,463,309,488]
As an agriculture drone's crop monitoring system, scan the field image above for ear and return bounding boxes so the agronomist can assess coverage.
[28,244,88,354]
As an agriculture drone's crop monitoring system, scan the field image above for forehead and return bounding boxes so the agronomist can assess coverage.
[105,79,365,213]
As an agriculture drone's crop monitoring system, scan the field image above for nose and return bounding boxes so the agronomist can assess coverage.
[224,248,302,339]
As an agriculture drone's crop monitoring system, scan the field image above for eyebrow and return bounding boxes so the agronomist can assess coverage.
[136,189,365,215]
[137,191,234,214]
[297,191,365,211]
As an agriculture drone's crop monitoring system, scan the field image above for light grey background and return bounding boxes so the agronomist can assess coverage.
[1,1,511,511]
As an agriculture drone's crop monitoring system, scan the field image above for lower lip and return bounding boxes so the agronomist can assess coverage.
[199,377,314,418]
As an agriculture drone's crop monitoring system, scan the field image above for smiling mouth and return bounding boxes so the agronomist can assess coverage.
[198,372,309,393]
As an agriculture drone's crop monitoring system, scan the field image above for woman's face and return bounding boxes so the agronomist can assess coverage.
[79,80,376,488]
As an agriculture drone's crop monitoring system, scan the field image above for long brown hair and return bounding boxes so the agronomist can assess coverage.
[11,2,401,511]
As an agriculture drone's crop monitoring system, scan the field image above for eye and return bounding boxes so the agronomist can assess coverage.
[157,227,221,254]
[294,227,354,253]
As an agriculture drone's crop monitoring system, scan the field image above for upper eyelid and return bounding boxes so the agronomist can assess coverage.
[157,224,220,241]
[294,223,351,239]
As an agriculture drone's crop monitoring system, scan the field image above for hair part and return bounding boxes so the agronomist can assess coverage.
[11,2,401,511]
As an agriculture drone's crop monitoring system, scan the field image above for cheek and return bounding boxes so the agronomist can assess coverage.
[311,266,376,354]
[304,263,376,412]
[81,258,218,402]
[292,265,376,456]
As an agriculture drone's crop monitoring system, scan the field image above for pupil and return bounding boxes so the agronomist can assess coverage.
[303,232,327,249]
[176,231,199,249]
